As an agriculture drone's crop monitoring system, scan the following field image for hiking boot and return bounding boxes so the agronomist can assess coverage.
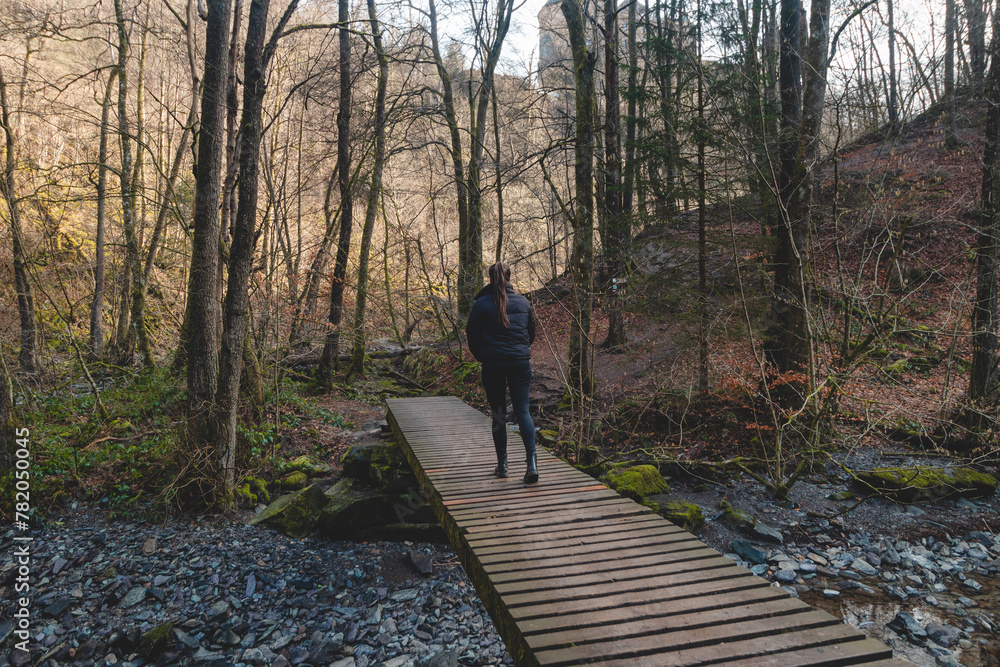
[524,452,538,484]
[494,462,508,478]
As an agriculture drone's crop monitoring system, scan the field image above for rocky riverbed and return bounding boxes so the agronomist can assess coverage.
[0,511,511,667]
[661,468,1000,667]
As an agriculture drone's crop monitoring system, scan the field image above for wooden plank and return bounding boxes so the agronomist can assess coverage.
[476,531,709,569]
[495,555,737,596]
[530,610,843,664]
[526,597,814,651]
[489,550,731,587]
[473,522,681,556]
[505,569,770,615]
[465,512,668,547]
[516,584,792,635]
[720,638,898,666]
[384,397,907,667]
[579,623,874,667]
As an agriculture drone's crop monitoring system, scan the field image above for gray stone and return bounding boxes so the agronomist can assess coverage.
[888,611,927,641]
[42,596,74,618]
[419,652,460,667]
[206,601,230,623]
[799,561,817,573]
[925,622,960,648]
[731,539,766,565]
[391,588,420,602]
[753,523,784,544]
[775,570,797,582]
[852,558,878,577]
[410,548,434,575]
[822,589,840,598]
[117,587,146,609]
[249,484,330,537]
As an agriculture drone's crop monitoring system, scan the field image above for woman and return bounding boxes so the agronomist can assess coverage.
[465,262,538,483]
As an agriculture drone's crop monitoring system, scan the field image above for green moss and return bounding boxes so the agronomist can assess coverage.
[246,476,269,503]
[280,471,309,490]
[604,465,670,500]
[659,501,706,532]
[234,483,257,508]
[856,467,999,501]
[138,622,172,659]
[718,499,756,531]
[537,430,560,447]
[249,484,329,537]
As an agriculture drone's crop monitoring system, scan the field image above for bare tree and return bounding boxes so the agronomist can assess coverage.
[317,0,353,388]
[0,64,36,373]
[114,0,154,369]
[216,0,299,495]
[89,72,117,359]
[971,10,1000,401]
[348,0,389,376]
[562,0,596,396]
[185,0,232,495]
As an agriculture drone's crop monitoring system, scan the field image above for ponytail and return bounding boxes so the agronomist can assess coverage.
[488,262,511,327]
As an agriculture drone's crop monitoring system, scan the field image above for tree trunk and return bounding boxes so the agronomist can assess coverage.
[696,3,708,395]
[562,0,596,397]
[945,0,958,148]
[766,0,805,375]
[216,0,298,498]
[317,0,353,389]
[964,0,986,86]
[971,12,1000,400]
[0,347,15,474]
[887,0,897,126]
[622,0,638,215]
[427,0,469,313]
[349,0,388,377]
[114,0,155,370]
[185,0,232,492]
[90,71,116,359]
[601,0,627,349]
[0,65,37,374]
[492,85,504,264]
[460,0,514,317]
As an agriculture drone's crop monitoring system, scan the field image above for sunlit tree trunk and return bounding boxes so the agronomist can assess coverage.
[114,0,154,370]
[90,71,116,359]
[317,0,353,388]
[216,0,299,496]
[0,65,37,374]
[349,0,389,376]
[186,0,232,486]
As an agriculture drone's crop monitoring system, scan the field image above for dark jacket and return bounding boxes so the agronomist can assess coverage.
[465,284,536,361]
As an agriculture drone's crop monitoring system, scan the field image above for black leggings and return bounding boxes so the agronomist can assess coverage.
[481,358,536,461]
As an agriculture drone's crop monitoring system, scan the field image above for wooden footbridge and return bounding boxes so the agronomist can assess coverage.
[386,396,909,666]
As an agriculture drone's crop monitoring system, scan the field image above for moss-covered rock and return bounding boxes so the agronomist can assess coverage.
[234,483,257,508]
[659,500,706,532]
[249,484,329,537]
[855,467,999,502]
[342,442,415,492]
[246,476,269,504]
[718,499,756,531]
[341,443,380,481]
[137,622,172,660]
[279,471,309,490]
[604,465,670,500]
[284,455,331,476]
[316,479,396,536]
[537,430,560,447]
